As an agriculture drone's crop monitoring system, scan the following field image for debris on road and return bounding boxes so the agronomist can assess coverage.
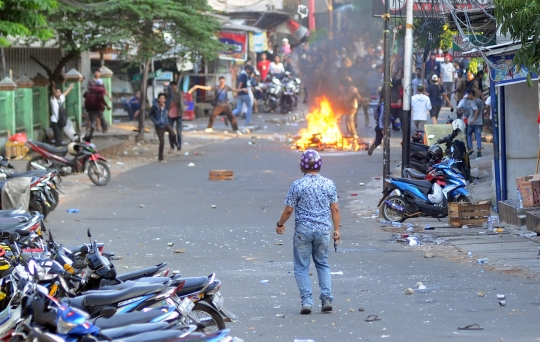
[66,209,79,213]
[424,252,435,258]
[260,280,269,284]
[478,292,485,297]
[496,294,506,300]
[477,258,489,265]
[498,300,506,306]
[188,162,195,167]
[110,256,122,260]
[139,204,144,208]
[405,288,415,295]
[358,308,365,312]
[174,249,186,253]
[167,242,174,247]
[330,271,343,275]
[457,324,483,331]
[211,205,217,208]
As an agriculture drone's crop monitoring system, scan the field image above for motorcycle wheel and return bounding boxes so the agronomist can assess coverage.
[280,101,289,114]
[87,160,111,186]
[47,188,60,211]
[381,195,407,223]
[28,198,48,218]
[26,155,52,171]
[187,303,226,334]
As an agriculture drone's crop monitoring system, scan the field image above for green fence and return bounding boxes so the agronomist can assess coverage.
[14,89,25,131]
[32,88,42,129]
[64,90,78,123]
[0,96,7,134]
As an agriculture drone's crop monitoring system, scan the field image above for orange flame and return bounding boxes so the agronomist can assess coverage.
[295,97,343,150]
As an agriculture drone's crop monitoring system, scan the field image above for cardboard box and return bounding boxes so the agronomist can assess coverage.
[516,174,540,207]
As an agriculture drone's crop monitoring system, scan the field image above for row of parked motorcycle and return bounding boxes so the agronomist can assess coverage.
[378,119,474,223]
[0,138,111,219]
[258,72,301,114]
[0,209,234,341]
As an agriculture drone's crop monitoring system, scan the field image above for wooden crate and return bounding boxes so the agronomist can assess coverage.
[448,201,491,227]
[5,141,29,159]
[209,170,234,181]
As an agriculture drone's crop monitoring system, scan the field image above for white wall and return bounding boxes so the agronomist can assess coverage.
[502,80,540,200]
[208,0,283,12]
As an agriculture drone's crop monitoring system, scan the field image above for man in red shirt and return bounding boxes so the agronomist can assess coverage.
[257,53,271,80]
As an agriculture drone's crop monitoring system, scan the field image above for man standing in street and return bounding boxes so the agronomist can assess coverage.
[440,55,456,106]
[83,79,109,142]
[411,85,432,132]
[427,75,453,124]
[276,150,340,314]
[425,52,441,81]
[232,65,254,126]
[168,82,185,152]
[339,76,363,139]
[50,82,74,146]
[411,67,424,95]
[149,83,179,163]
[457,89,483,157]
[257,53,271,81]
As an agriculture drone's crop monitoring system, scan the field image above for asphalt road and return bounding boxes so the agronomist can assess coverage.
[46,122,540,342]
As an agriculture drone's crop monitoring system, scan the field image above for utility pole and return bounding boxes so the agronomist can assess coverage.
[401,0,414,174]
[382,3,391,187]
[326,0,333,40]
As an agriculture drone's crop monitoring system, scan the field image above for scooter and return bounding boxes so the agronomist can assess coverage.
[378,159,471,223]
[25,140,110,186]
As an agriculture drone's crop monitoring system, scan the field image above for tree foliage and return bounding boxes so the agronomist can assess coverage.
[494,0,540,83]
[0,0,57,46]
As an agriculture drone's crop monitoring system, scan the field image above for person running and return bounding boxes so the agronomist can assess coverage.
[411,85,432,132]
[368,92,384,156]
[168,82,185,151]
[149,82,179,163]
[339,76,363,139]
[83,79,109,142]
[276,149,340,314]
[50,82,74,146]
[188,76,244,135]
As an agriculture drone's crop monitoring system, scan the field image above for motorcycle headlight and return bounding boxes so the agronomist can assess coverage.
[57,315,78,334]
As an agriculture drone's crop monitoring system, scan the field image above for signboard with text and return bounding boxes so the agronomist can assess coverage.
[218,31,248,61]
[373,0,493,17]
[489,54,538,87]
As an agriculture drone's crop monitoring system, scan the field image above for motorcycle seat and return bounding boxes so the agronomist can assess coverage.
[101,322,170,339]
[8,170,48,178]
[71,282,165,308]
[92,309,166,330]
[32,141,67,155]
[99,277,172,291]
[392,177,432,189]
[101,262,168,285]
[174,276,209,296]
[404,168,425,179]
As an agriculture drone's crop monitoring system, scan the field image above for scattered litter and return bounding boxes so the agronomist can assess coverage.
[462,225,469,229]
[496,294,506,300]
[381,336,390,339]
[174,249,186,253]
[495,228,504,233]
[248,141,254,145]
[349,308,355,312]
[477,258,489,265]
[404,288,415,295]
[407,237,418,246]
[123,266,128,269]
[66,209,79,214]
[330,271,344,275]
[520,231,537,238]
[260,280,269,284]
[351,193,358,196]
[498,300,506,306]
[184,152,189,156]
[275,242,283,245]
[110,256,122,260]
[457,324,483,331]
[116,161,124,165]
[188,162,195,167]
[167,242,174,247]
[293,339,315,342]
[468,252,473,257]
[424,253,435,258]
[358,308,365,312]
[365,315,381,322]
[211,205,217,208]
[359,183,365,186]
[406,227,414,232]
[415,282,423,287]
[478,292,485,297]
[139,204,145,208]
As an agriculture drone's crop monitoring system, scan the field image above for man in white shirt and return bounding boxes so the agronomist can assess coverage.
[440,55,456,106]
[269,55,285,79]
[410,85,432,132]
[50,82,74,146]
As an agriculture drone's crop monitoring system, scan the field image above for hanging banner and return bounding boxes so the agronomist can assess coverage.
[489,54,538,87]
[372,0,493,17]
[286,19,309,42]
[219,31,248,61]
[249,32,268,53]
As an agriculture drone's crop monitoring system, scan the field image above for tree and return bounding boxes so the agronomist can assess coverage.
[0,0,56,46]
[494,0,540,84]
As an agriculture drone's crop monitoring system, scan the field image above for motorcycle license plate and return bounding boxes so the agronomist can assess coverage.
[283,91,293,95]
[178,297,195,316]
[212,291,224,311]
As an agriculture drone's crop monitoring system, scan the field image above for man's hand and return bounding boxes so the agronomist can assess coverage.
[276,224,285,234]
[333,231,340,241]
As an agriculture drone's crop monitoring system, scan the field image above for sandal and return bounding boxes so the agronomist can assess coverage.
[365,315,381,322]
[457,324,483,330]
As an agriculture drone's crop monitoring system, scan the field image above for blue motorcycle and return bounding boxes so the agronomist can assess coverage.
[378,159,472,223]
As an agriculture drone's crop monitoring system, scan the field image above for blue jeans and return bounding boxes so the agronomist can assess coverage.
[467,124,482,150]
[293,225,333,307]
[169,117,182,149]
[232,94,252,125]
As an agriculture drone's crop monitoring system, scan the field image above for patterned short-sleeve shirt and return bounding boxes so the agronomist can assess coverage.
[284,174,338,231]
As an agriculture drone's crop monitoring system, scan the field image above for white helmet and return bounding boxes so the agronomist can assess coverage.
[452,118,466,133]
[428,183,444,204]
[67,142,80,156]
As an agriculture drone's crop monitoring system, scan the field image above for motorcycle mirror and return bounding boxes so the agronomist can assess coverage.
[87,228,92,239]
[41,221,47,232]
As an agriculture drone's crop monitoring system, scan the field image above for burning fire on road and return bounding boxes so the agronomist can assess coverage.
[292,98,368,152]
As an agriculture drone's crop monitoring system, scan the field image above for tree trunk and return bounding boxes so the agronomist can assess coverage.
[138,59,151,139]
